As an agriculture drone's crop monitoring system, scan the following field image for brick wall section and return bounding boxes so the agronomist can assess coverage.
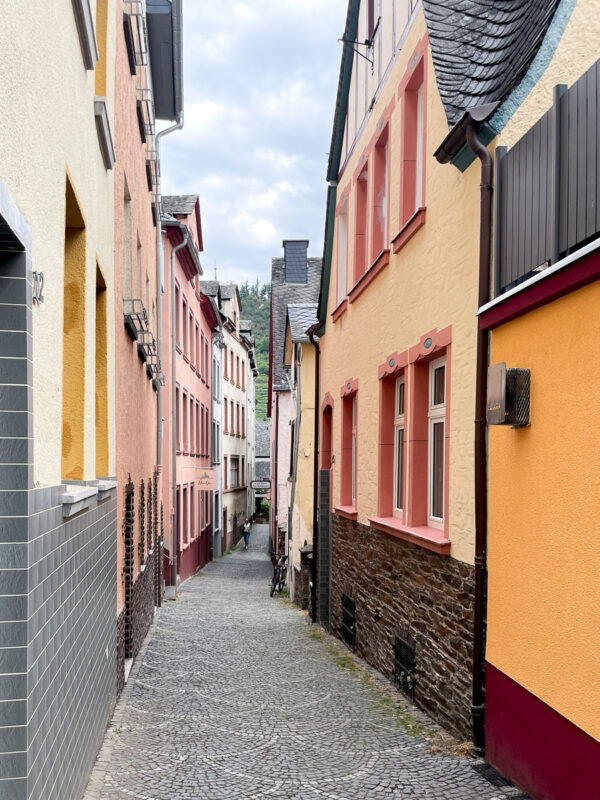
[330,514,475,740]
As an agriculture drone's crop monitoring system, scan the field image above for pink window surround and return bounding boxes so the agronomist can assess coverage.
[331,298,348,322]
[348,247,390,305]
[353,161,369,285]
[371,123,391,264]
[373,326,451,553]
[337,378,358,513]
[396,35,429,239]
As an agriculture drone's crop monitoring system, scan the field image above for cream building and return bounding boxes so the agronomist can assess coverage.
[220,284,252,549]
[0,1,118,797]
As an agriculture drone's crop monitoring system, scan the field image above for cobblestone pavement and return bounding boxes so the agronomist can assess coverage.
[84,524,525,800]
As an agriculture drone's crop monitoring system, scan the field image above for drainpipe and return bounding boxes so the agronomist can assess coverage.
[307,324,321,624]
[273,393,279,554]
[156,115,183,469]
[170,228,189,591]
[155,0,184,467]
[465,122,493,757]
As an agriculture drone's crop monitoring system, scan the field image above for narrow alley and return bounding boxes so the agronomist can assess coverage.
[84,525,523,800]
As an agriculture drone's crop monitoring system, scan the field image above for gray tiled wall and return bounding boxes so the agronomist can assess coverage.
[1,191,117,799]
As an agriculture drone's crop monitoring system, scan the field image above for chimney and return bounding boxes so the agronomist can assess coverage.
[283,240,308,283]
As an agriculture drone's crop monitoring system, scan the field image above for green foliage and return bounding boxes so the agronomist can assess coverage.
[239,280,270,420]
[258,500,270,518]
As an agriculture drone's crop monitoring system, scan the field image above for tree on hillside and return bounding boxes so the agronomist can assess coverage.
[239,281,270,421]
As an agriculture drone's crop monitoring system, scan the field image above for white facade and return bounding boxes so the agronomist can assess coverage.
[220,286,251,547]
[211,329,223,556]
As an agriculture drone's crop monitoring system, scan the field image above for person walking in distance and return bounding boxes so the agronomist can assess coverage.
[243,518,251,550]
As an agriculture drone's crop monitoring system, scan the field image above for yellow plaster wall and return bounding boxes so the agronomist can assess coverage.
[321,12,481,564]
[291,344,316,564]
[95,0,109,97]
[95,267,109,477]
[0,0,117,484]
[487,281,600,740]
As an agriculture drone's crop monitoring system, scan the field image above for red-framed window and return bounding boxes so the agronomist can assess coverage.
[340,380,358,509]
[176,386,180,451]
[242,406,245,438]
[189,309,194,364]
[231,399,235,434]
[196,401,200,455]
[190,483,195,539]
[223,395,228,433]
[371,124,390,261]
[182,390,188,452]
[195,323,200,371]
[230,350,234,380]
[336,196,348,307]
[205,339,209,388]
[224,346,228,379]
[353,163,369,284]
[182,485,188,544]
[190,396,195,455]
[224,456,228,490]
[175,283,180,346]
[399,47,427,230]
[182,297,188,356]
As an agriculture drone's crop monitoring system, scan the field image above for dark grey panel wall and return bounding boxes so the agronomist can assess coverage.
[0,230,32,799]
[318,470,330,629]
[27,490,117,800]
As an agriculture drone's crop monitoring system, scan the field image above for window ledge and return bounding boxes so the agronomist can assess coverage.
[331,298,348,323]
[72,0,99,70]
[94,98,116,170]
[392,207,426,254]
[62,484,98,518]
[348,249,390,304]
[334,505,358,521]
[369,516,450,554]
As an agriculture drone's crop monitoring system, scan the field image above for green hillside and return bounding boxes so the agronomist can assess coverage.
[239,280,270,421]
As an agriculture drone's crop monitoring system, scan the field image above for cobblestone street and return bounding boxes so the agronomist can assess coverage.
[84,525,523,800]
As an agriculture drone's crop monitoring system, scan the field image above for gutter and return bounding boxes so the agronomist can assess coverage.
[169,227,189,593]
[433,103,498,165]
[307,322,321,624]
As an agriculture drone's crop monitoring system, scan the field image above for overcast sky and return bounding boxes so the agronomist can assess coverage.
[159,0,348,287]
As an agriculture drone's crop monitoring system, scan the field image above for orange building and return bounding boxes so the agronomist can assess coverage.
[477,55,600,800]
[113,0,182,689]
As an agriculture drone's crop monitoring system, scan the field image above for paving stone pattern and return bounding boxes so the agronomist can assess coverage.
[84,524,524,800]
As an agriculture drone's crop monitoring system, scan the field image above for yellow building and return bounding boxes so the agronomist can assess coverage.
[283,304,319,607]
[315,0,583,744]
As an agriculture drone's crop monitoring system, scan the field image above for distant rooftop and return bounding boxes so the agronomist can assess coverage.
[287,304,319,344]
[162,194,198,215]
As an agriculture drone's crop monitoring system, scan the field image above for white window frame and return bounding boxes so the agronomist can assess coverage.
[415,84,424,212]
[427,356,446,529]
[336,200,348,306]
[393,374,405,518]
[230,456,239,490]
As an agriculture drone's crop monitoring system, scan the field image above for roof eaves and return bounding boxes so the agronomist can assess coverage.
[318,0,360,327]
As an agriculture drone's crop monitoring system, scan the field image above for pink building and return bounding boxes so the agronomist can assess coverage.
[161,196,219,584]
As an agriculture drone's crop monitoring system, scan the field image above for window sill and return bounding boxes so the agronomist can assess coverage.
[331,298,347,323]
[369,516,450,554]
[392,207,426,255]
[334,505,358,521]
[348,249,390,304]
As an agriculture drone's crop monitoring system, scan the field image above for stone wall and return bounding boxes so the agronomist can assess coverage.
[330,513,475,740]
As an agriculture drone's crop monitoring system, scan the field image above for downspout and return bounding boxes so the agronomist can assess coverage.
[170,228,189,591]
[156,0,184,466]
[307,324,321,625]
[465,122,493,757]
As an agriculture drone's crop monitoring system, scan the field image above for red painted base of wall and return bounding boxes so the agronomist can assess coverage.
[486,663,600,800]
[164,531,211,586]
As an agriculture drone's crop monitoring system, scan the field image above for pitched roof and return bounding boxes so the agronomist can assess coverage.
[255,460,270,480]
[287,304,319,344]
[270,256,322,392]
[162,194,199,215]
[239,319,252,332]
[255,420,270,458]
[219,284,237,300]
[422,0,562,126]
[199,280,219,298]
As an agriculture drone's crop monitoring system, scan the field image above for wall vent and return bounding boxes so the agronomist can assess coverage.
[394,634,415,699]
[341,593,356,650]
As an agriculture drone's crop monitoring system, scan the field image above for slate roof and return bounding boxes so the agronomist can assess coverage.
[162,195,198,215]
[240,320,252,333]
[255,421,271,458]
[287,304,319,344]
[270,255,322,392]
[220,284,237,300]
[422,0,561,126]
[255,460,271,480]
[199,280,219,298]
